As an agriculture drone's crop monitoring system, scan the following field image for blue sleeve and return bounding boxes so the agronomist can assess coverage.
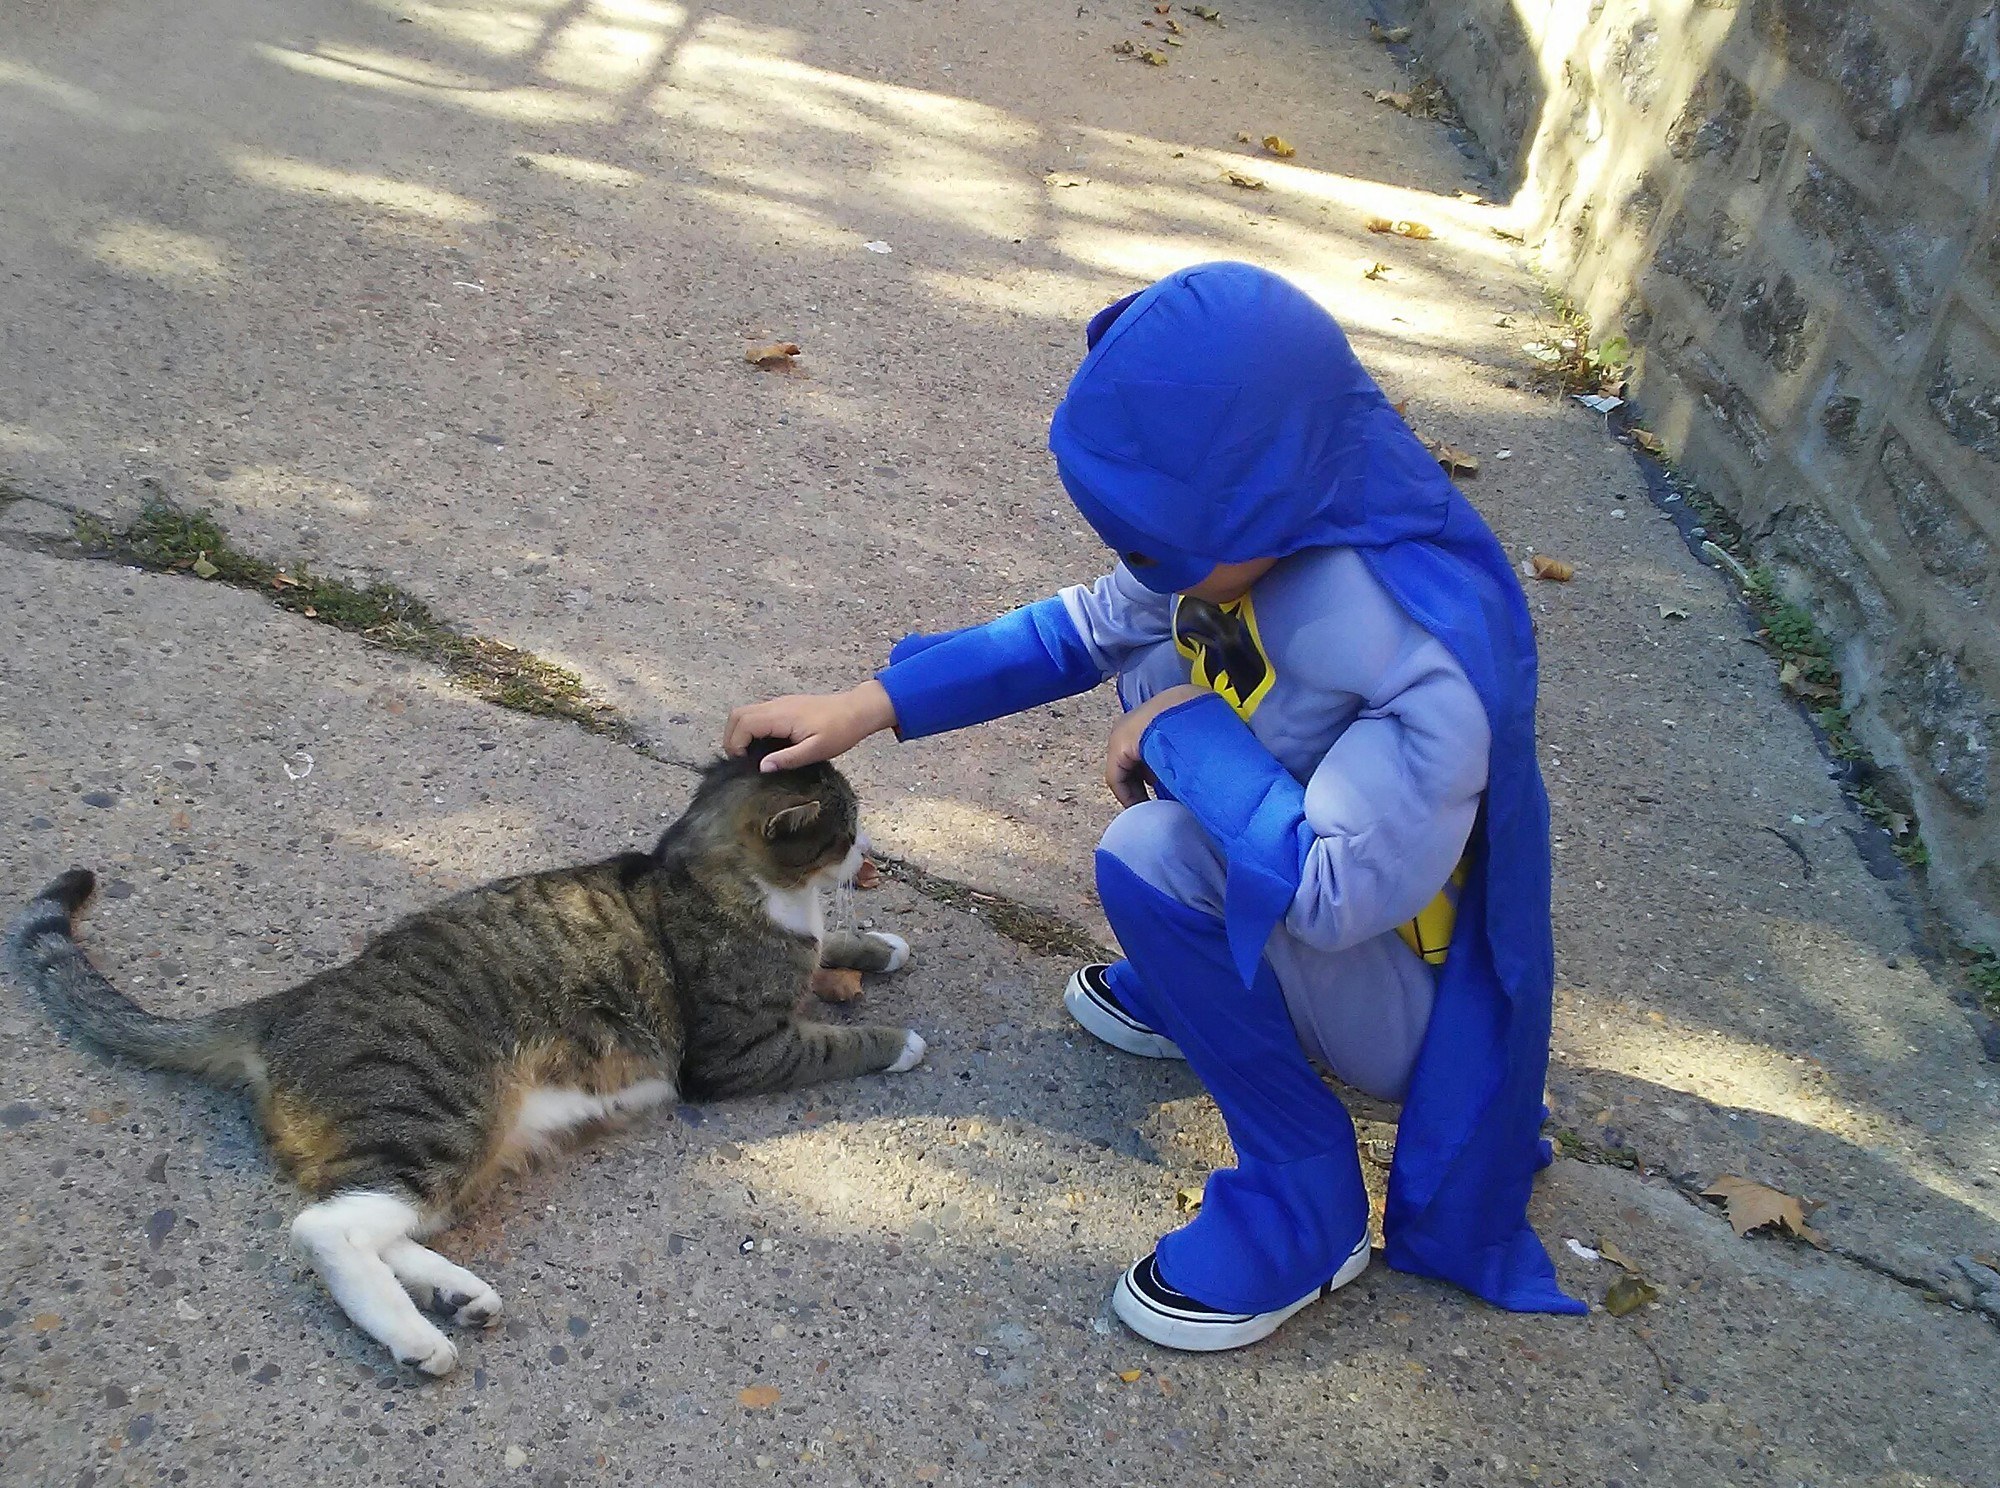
[876,596,1107,741]
[1139,693,1315,985]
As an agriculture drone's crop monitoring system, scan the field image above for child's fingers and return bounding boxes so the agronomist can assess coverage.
[759,735,826,772]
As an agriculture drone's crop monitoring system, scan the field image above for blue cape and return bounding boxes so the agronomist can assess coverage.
[1049,263,1582,1314]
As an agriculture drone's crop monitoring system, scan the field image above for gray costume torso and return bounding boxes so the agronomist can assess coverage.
[1060,547,1491,1100]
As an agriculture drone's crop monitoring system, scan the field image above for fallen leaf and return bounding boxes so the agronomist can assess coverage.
[1373,90,1414,113]
[191,552,219,579]
[1175,1185,1204,1213]
[1777,661,1839,704]
[1117,1368,1144,1383]
[1493,313,1515,327]
[1368,20,1412,42]
[1261,134,1296,158]
[854,857,883,890]
[738,1384,781,1409]
[1433,443,1479,476]
[1492,225,1526,243]
[1164,34,1183,45]
[1165,16,1183,32]
[1631,428,1666,454]
[1185,5,1223,22]
[745,341,801,370]
[1526,555,1574,582]
[809,966,864,1003]
[1603,1273,1659,1316]
[1363,262,1392,280]
[1597,1238,1637,1271]
[302,605,318,618]
[30,1313,60,1332]
[1702,1174,1825,1247]
[1140,49,1168,65]
[1365,216,1434,240]
[1885,810,1911,837]
[1111,39,1136,53]
[1658,605,1689,620]
[270,572,301,590]
[1223,170,1267,190]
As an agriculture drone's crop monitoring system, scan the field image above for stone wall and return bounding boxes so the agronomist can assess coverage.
[1396,0,2000,941]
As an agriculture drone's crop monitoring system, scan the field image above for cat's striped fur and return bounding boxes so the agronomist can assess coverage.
[4,746,920,1375]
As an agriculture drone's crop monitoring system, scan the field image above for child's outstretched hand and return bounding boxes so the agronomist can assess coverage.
[1104,684,1209,807]
[725,682,898,771]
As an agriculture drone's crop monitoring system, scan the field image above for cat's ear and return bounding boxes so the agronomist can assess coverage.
[763,799,823,839]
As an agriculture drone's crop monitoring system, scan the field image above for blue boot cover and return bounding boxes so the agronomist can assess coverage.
[1096,852,1369,1314]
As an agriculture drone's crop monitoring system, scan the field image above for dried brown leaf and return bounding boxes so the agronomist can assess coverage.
[1111,39,1135,54]
[1118,1367,1144,1382]
[1373,90,1414,113]
[1140,49,1169,65]
[1367,20,1412,42]
[854,856,882,890]
[1175,1185,1204,1213]
[191,552,219,579]
[1262,134,1296,158]
[738,1384,781,1409]
[1223,169,1267,190]
[1631,428,1665,454]
[1527,555,1574,582]
[1702,1174,1825,1247]
[1433,444,1479,476]
[809,965,864,1003]
[1365,216,1434,240]
[1658,604,1689,620]
[1596,1238,1637,1272]
[1185,5,1223,22]
[1363,261,1392,280]
[1778,660,1839,704]
[745,341,801,370]
[1603,1273,1658,1316]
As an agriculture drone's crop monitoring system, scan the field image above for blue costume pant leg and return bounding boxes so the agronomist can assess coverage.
[1096,804,1370,1315]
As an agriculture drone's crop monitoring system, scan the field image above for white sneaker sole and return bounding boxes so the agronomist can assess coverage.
[1063,968,1185,1061]
[1111,1234,1372,1352]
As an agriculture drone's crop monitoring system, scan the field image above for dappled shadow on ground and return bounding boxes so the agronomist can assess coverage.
[0,4,1995,1450]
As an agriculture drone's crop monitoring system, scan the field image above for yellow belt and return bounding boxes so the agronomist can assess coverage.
[1395,860,1467,967]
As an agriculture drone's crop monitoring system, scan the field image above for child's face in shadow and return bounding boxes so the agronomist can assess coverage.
[1124,555,1277,605]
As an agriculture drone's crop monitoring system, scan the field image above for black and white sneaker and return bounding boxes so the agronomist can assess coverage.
[1110,1234,1372,1352]
[1063,963,1185,1061]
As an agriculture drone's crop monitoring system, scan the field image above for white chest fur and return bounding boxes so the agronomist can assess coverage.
[758,878,824,941]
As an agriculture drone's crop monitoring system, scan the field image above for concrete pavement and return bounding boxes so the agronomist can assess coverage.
[3,2,1997,1485]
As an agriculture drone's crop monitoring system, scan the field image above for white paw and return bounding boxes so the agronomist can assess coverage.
[445,1285,504,1329]
[394,1324,459,1377]
[886,1030,926,1073]
[867,931,911,973]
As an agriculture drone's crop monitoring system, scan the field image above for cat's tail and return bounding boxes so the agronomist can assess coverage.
[6,869,261,1085]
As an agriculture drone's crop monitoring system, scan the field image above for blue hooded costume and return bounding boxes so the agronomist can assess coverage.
[876,263,1582,1317]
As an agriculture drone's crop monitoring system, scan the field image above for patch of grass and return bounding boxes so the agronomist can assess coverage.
[1968,947,2000,1011]
[874,854,1109,963]
[76,496,631,739]
[1527,295,1630,398]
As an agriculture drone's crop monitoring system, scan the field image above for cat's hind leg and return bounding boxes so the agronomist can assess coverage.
[381,1239,504,1329]
[290,1191,460,1375]
[819,930,911,974]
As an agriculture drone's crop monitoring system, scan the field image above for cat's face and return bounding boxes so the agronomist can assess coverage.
[687,746,863,889]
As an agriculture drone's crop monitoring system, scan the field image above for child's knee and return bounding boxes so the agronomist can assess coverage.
[1097,800,1225,913]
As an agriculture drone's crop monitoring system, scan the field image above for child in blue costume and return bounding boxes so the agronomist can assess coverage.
[726,262,1584,1350]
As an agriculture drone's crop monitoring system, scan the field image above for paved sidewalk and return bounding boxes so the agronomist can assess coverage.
[3,3,1996,1485]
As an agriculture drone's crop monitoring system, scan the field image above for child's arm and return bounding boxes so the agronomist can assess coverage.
[1135,636,1489,984]
[726,565,1173,769]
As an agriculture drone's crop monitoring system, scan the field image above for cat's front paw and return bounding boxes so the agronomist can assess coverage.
[440,1284,504,1329]
[395,1326,460,1377]
[886,1030,926,1073]
[867,931,910,973]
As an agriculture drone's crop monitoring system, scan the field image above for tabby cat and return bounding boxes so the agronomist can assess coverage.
[4,745,922,1375]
